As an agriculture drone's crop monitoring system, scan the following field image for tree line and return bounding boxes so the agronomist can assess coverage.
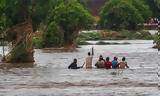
[0,0,159,48]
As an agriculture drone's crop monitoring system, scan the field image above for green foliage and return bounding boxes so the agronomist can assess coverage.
[155,0,160,7]
[1,0,93,48]
[44,0,94,47]
[100,0,151,30]
[78,32,101,40]
[2,0,51,31]
[78,30,153,41]
[43,22,64,48]
[132,30,153,39]
[0,0,5,14]
[0,0,7,34]
[78,0,88,8]
[9,43,31,62]
[31,0,52,31]
[154,31,160,49]
[0,14,7,34]
[129,0,151,21]
[5,0,32,25]
[145,0,160,19]
[32,36,43,49]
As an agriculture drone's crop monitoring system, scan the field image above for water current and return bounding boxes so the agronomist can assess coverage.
[0,40,159,96]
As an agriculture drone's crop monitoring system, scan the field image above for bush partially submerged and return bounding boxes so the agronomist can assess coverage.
[154,30,160,50]
[7,43,34,63]
[43,0,94,48]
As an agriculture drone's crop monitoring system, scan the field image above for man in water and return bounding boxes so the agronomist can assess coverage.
[68,58,82,69]
[112,57,119,69]
[119,57,129,69]
[85,52,93,69]
[105,57,112,69]
[95,55,105,68]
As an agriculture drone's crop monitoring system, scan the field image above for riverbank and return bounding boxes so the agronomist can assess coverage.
[77,30,154,45]
[79,30,153,40]
[32,30,154,48]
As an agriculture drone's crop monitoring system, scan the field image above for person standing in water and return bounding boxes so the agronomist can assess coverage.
[112,57,119,69]
[95,55,105,68]
[85,52,93,69]
[105,57,112,69]
[68,58,82,69]
[119,57,129,69]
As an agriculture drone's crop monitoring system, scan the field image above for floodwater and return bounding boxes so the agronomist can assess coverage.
[0,40,159,96]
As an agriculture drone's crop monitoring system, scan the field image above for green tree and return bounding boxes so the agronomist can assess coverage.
[0,14,7,35]
[4,0,50,31]
[0,0,52,63]
[145,0,160,19]
[100,0,151,30]
[43,22,64,47]
[0,0,7,33]
[44,0,93,47]
[129,0,151,21]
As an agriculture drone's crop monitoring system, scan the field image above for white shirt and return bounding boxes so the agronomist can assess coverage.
[85,56,93,68]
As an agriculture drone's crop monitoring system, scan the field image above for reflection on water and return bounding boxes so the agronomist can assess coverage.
[0,40,159,96]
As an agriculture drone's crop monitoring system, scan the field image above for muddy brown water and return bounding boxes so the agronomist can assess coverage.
[0,40,159,96]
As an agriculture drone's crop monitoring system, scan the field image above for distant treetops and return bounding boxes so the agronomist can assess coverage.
[100,0,152,30]
[80,0,159,30]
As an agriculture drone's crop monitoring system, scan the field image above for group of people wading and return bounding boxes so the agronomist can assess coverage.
[94,55,129,69]
[68,48,129,69]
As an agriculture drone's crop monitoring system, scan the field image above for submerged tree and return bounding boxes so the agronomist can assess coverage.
[1,0,51,63]
[0,0,93,62]
[43,0,93,48]
[154,31,160,50]
[3,0,33,63]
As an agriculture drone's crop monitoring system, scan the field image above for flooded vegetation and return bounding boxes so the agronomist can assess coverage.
[0,40,159,96]
[0,0,159,95]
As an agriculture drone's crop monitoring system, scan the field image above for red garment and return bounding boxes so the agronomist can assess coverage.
[105,61,112,69]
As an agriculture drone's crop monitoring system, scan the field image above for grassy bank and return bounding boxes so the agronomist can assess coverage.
[32,30,154,48]
[78,30,153,40]
[77,30,154,45]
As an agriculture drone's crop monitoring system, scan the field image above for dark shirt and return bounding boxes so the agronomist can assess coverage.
[68,62,81,69]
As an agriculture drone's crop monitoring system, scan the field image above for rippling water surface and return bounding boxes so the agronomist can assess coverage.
[0,40,159,96]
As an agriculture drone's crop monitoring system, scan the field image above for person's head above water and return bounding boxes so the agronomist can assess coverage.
[99,55,103,60]
[73,58,77,63]
[122,57,126,61]
[114,57,118,60]
[88,52,91,56]
[106,57,110,61]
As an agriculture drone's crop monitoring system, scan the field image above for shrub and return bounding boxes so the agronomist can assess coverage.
[45,0,94,47]
[43,22,64,48]
[154,31,160,49]
[32,37,43,49]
